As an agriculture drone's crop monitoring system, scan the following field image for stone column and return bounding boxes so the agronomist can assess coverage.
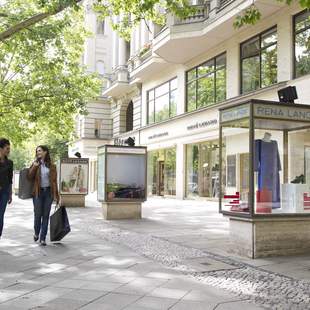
[140,21,149,47]
[176,143,185,199]
[112,30,119,69]
[118,37,127,66]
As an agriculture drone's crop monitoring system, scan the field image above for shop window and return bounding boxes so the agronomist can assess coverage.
[147,78,177,124]
[186,141,220,198]
[126,101,133,132]
[186,53,226,112]
[147,148,176,196]
[294,10,310,78]
[227,155,236,187]
[241,27,277,93]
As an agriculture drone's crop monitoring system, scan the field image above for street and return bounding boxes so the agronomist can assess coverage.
[0,197,309,309]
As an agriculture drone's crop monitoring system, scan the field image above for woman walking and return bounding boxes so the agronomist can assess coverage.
[0,138,13,239]
[28,145,59,246]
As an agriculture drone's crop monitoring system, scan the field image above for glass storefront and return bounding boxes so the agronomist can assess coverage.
[186,140,221,199]
[147,147,176,196]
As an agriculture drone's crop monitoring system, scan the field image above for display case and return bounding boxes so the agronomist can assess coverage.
[219,99,310,217]
[97,145,147,203]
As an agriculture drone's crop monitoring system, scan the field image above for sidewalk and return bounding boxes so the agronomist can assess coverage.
[0,197,262,310]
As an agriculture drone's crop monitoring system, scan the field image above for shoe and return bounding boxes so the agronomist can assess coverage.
[33,235,39,242]
[40,240,46,246]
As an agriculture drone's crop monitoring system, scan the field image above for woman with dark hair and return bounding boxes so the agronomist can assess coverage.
[0,138,13,239]
[28,145,59,246]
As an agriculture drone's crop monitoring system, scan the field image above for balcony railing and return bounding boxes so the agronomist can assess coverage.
[102,66,129,92]
[173,3,210,25]
[219,0,235,9]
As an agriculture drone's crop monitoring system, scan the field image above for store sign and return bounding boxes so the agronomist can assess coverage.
[187,119,218,131]
[220,105,250,123]
[254,104,310,121]
[148,132,169,140]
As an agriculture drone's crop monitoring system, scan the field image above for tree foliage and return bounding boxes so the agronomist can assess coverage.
[0,0,101,144]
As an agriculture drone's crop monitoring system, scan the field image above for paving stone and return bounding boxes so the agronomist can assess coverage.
[130,296,177,310]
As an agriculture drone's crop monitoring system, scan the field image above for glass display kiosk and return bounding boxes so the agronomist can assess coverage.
[97,145,147,219]
[219,99,310,258]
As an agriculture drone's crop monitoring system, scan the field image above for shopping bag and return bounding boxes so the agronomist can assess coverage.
[50,206,71,242]
[18,168,34,199]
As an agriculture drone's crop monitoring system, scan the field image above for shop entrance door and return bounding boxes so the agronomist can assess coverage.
[157,161,165,196]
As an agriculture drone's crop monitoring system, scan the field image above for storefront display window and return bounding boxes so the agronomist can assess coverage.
[186,53,226,112]
[294,10,310,78]
[241,27,277,93]
[186,140,221,198]
[147,148,176,196]
[219,99,310,216]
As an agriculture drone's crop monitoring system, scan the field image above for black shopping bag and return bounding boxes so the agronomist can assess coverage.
[50,206,71,242]
[18,168,34,199]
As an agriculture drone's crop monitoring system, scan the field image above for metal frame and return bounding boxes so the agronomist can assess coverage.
[219,99,310,219]
[185,52,227,112]
[293,10,310,79]
[59,158,89,196]
[97,144,147,203]
[240,26,277,95]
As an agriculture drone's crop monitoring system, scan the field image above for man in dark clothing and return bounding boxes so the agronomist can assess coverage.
[0,138,13,238]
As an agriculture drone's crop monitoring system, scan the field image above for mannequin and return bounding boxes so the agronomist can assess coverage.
[254,132,281,206]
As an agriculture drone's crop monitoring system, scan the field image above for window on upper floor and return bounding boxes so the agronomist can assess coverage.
[96,19,105,35]
[241,27,277,94]
[96,61,105,75]
[126,101,133,132]
[147,78,177,124]
[95,119,101,138]
[186,53,226,112]
[294,10,310,78]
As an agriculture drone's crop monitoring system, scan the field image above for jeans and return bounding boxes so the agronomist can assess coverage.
[0,185,10,237]
[33,187,53,241]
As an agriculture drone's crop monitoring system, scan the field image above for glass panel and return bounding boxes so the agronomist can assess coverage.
[216,68,226,102]
[147,151,158,196]
[261,44,277,88]
[198,59,214,77]
[261,28,277,47]
[106,154,145,200]
[170,89,177,117]
[216,53,226,69]
[254,118,310,214]
[242,56,260,93]
[187,81,196,112]
[148,99,155,124]
[155,82,169,98]
[197,74,215,108]
[295,10,310,32]
[170,78,178,90]
[186,144,199,197]
[164,148,176,195]
[221,119,250,213]
[97,152,105,200]
[241,37,259,58]
[155,93,170,122]
[148,90,154,101]
[187,68,196,82]
[295,28,310,78]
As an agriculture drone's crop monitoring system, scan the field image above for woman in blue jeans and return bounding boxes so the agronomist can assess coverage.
[0,138,13,239]
[28,146,59,246]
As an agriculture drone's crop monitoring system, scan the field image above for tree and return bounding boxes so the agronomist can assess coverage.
[0,1,101,144]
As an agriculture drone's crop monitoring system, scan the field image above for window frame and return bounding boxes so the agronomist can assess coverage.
[240,26,278,94]
[146,77,178,125]
[185,52,227,113]
[293,10,310,79]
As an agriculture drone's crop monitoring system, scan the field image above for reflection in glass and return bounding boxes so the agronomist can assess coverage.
[106,154,146,200]
[242,56,260,93]
[97,153,105,200]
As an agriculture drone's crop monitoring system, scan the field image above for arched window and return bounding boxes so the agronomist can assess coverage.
[96,61,105,75]
[126,101,133,132]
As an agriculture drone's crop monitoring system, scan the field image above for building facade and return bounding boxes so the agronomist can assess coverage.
[75,0,310,199]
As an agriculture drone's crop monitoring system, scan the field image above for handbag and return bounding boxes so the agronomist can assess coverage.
[50,205,71,242]
[18,168,34,199]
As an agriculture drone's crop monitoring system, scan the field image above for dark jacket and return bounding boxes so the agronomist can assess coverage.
[0,158,13,191]
[27,163,59,203]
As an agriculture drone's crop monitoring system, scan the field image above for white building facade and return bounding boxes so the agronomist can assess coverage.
[74,0,310,199]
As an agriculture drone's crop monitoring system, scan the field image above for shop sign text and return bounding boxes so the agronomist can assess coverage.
[148,132,169,140]
[220,105,250,123]
[187,119,218,131]
[255,105,310,121]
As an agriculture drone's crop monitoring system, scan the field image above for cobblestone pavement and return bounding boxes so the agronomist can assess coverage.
[0,198,262,310]
[80,199,310,310]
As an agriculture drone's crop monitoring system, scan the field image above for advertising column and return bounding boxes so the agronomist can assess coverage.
[60,158,89,207]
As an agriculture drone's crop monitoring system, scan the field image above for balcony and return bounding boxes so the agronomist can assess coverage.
[102,65,132,97]
[153,0,287,64]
